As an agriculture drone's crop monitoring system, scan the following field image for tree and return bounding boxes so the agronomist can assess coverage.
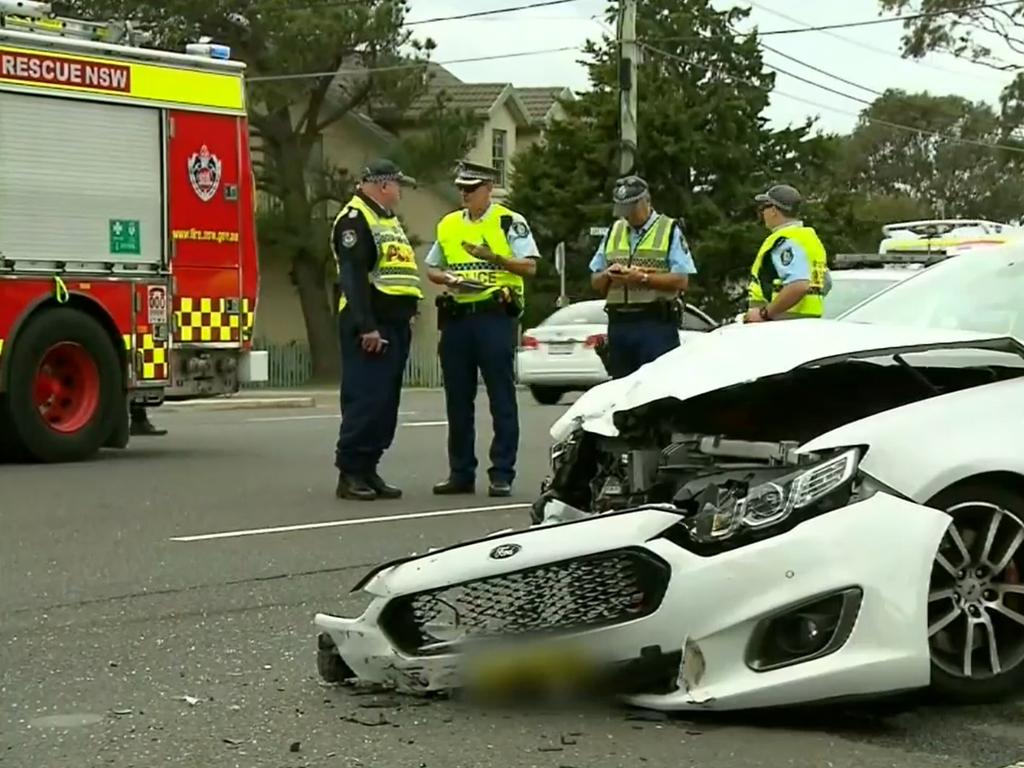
[834,90,1024,224]
[56,0,478,379]
[878,0,1024,133]
[508,0,837,321]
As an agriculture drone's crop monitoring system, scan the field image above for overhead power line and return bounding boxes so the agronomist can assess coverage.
[755,0,1023,37]
[404,0,585,26]
[759,42,884,98]
[245,45,580,82]
[745,0,1003,84]
[640,41,1024,155]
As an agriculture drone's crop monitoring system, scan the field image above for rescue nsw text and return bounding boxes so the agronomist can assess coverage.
[0,51,130,93]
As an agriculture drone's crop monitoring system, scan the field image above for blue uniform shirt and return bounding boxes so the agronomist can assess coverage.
[425,206,540,268]
[767,222,812,285]
[589,210,697,274]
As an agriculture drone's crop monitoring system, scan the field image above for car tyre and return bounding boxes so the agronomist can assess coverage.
[530,385,564,405]
[926,481,1024,704]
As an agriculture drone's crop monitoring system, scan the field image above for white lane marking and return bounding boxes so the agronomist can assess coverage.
[170,503,530,542]
[247,411,417,423]
[402,421,448,427]
[998,763,1024,768]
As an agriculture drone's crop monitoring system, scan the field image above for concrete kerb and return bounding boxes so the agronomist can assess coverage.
[163,396,317,411]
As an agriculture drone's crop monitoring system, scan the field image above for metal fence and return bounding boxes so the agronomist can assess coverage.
[244,337,446,389]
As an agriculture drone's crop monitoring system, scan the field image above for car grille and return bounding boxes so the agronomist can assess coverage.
[378,548,671,656]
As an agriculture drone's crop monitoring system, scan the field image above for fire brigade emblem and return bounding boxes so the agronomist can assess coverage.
[187,145,222,202]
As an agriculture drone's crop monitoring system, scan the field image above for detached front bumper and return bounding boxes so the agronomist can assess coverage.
[315,493,950,710]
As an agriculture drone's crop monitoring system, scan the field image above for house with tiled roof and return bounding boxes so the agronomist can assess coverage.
[253,64,573,384]
[369,63,573,194]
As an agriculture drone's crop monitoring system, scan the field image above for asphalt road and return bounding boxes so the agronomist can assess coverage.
[2,389,1024,768]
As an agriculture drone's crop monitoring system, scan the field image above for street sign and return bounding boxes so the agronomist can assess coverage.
[554,241,565,275]
[109,219,141,255]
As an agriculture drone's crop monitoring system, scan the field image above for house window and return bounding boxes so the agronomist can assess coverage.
[491,128,507,187]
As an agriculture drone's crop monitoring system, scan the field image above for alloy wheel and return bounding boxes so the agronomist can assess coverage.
[929,501,1024,680]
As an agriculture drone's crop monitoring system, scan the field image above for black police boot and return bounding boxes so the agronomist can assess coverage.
[336,472,377,501]
[432,477,475,495]
[367,472,402,500]
[130,408,167,437]
[488,480,512,498]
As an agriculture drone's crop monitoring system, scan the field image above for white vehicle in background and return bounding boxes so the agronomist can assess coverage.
[515,300,718,405]
[824,254,924,319]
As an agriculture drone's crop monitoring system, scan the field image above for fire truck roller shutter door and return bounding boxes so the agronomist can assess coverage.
[0,90,163,268]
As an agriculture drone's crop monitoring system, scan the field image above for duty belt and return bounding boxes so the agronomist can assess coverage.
[436,290,521,328]
[605,300,680,323]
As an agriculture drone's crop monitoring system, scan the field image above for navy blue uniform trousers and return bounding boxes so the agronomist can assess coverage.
[439,310,519,485]
[335,311,412,476]
[606,318,680,379]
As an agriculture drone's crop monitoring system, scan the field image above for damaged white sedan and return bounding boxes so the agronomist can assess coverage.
[316,243,1024,711]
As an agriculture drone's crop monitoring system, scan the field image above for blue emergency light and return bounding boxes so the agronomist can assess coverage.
[185,41,231,59]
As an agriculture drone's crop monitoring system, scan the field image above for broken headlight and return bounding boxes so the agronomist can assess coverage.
[688,448,861,544]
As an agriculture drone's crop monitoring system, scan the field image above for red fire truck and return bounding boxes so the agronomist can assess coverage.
[0,1,266,463]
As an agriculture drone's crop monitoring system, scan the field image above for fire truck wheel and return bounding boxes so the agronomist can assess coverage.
[6,308,123,463]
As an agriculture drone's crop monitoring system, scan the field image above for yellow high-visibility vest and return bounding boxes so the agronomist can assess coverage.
[603,214,678,305]
[748,225,827,318]
[332,194,423,311]
[436,203,526,305]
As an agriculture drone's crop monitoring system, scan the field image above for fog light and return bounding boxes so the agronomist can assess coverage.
[773,614,828,657]
[746,588,862,672]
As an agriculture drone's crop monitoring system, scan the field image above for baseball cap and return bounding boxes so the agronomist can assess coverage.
[754,184,802,212]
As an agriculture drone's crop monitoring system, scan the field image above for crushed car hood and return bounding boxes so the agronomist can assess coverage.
[550,319,1007,441]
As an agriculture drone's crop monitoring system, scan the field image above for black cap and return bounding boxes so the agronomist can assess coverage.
[612,175,650,216]
[755,184,802,213]
[454,160,499,188]
[361,158,417,186]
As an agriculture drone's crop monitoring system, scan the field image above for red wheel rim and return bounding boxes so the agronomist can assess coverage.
[33,342,101,434]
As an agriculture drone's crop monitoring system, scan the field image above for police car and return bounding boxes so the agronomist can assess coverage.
[825,219,1024,317]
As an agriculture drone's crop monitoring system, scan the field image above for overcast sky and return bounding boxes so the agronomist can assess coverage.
[404,0,1017,136]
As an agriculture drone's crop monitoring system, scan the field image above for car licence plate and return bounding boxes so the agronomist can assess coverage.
[546,342,574,355]
[464,643,598,694]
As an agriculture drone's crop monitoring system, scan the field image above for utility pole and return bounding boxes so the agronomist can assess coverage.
[618,0,638,175]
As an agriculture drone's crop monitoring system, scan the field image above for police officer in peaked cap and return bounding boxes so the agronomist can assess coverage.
[331,158,423,501]
[425,160,540,498]
[745,183,829,322]
[590,174,697,377]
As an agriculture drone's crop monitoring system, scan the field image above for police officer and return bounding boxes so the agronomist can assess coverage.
[425,161,539,498]
[130,405,166,436]
[590,175,697,378]
[745,184,828,322]
[332,159,422,501]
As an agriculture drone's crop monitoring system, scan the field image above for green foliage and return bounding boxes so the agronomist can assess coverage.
[508,0,837,320]
[835,89,1024,224]
[877,0,1024,134]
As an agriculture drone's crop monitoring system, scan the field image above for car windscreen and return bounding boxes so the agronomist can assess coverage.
[841,247,1024,339]
[823,276,900,319]
[539,302,607,326]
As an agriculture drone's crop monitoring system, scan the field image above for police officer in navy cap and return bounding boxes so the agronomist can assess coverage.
[331,158,422,501]
[590,175,697,377]
[425,160,540,497]
[745,184,829,322]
